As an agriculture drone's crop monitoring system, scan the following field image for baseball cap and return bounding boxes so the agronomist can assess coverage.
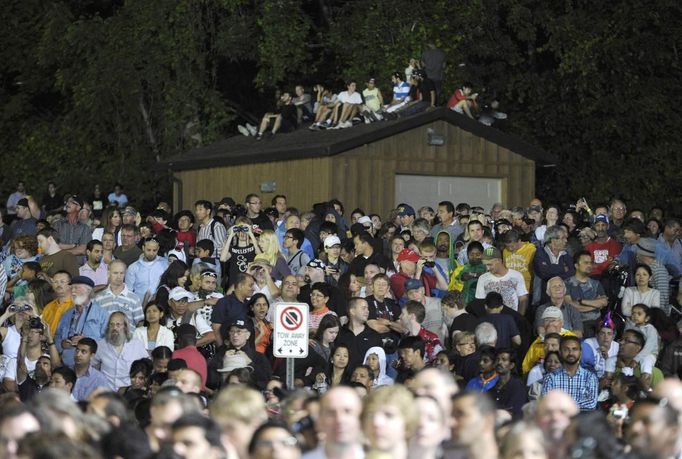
[122,206,137,216]
[541,306,563,321]
[68,195,84,208]
[228,319,249,330]
[397,248,420,263]
[169,287,193,301]
[594,214,609,225]
[405,278,423,292]
[16,198,29,208]
[357,216,372,227]
[481,247,502,260]
[70,276,95,288]
[397,204,415,217]
[324,235,342,248]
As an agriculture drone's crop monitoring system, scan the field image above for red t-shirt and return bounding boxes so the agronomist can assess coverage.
[172,346,208,390]
[586,238,622,277]
[447,89,467,109]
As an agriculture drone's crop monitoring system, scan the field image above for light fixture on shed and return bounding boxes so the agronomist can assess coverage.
[260,181,276,193]
[427,128,445,146]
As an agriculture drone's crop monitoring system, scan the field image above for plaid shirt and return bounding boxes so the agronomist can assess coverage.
[541,365,598,411]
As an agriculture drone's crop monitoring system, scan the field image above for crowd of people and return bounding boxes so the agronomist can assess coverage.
[0,177,682,459]
[237,47,506,141]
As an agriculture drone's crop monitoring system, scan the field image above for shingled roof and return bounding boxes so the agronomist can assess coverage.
[162,108,555,171]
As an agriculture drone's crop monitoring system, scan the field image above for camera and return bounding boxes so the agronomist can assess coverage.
[424,261,435,268]
[8,304,32,313]
[29,317,44,330]
[611,406,628,420]
[233,226,248,233]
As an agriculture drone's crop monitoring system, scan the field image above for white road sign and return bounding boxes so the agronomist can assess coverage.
[273,302,309,358]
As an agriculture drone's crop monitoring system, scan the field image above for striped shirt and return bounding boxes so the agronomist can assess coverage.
[197,218,228,257]
[95,285,144,328]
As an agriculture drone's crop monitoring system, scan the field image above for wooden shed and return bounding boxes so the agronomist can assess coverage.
[162,108,555,217]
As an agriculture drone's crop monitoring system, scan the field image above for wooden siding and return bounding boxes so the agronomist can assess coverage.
[330,121,535,219]
[174,157,333,212]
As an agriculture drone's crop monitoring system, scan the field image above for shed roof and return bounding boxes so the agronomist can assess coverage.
[162,108,556,171]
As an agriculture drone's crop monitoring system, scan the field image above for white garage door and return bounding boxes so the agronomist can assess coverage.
[395,174,502,212]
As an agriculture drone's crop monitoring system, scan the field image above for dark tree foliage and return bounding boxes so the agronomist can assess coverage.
[1,0,680,213]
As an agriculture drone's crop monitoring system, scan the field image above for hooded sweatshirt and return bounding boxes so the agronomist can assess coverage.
[364,346,394,387]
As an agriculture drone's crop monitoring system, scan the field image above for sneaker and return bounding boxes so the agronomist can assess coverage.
[339,121,352,129]
[493,111,508,120]
[255,132,263,141]
[246,123,258,135]
[237,125,250,136]
[309,123,320,131]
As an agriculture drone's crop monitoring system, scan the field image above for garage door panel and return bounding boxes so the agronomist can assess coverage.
[395,175,502,212]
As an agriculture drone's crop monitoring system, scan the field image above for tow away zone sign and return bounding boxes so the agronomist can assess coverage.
[273,303,309,358]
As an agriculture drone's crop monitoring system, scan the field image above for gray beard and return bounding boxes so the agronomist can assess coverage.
[108,330,126,346]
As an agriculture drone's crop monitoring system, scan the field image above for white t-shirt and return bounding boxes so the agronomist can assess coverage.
[338,91,362,105]
[475,269,528,311]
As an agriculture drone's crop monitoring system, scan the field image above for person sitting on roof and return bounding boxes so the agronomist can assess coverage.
[255,92,298,140]
[309,84,338,130]
[383,72,412,114]
[448,82,479,119]
[329,81,363,129]
[361,77,384,123]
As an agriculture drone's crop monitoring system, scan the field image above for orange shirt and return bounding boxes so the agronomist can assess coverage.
[42,297,74,336]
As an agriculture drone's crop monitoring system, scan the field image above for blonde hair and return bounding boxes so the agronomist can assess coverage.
[258,230,282,265]
[362,385,418,442]
[209,386,267,427]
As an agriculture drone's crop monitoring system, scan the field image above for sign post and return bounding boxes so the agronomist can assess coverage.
[273,303,309,390]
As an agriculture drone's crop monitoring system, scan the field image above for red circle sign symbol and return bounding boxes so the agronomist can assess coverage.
[280,307,303,331]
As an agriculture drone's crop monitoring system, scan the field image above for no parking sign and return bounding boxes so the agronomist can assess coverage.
[273,303,309,358]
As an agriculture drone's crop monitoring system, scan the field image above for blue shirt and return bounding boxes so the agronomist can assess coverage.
[72,366,109,401]
[125,256,169,300]
[616,240,682,278]
[55,301,111,366]
[465,373,499,392]
[393,81,411,101]
[541,365,598,410]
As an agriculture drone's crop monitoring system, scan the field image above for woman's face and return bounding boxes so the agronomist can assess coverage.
[544,354,562,373]
[365,404,406,452]
[545,207,558,222]
[455,338,476,357]
[250,427,301,459]
[322,326,339,345]
[131,372,147,390]
[371,215,382,230]
[251,297,269,320]
[349,275,362,293]
[435,353,453,371]
[258,236,269,252]
[415,397,447,448]
[178,270,189,288]
[351,212,363,224]
[635,267,651,287]
[145,304,163,324]
[110,211,122,227]
[563,213,575,227]
[101,234,115,250]
[333,347,349,368]
[154,357,169,374]
[310,290,328,309]
[366,353,380,372]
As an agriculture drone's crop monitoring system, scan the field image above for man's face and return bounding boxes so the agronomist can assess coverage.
[87,243,104,265]
[544,318,563,334]
[285,215,300,230]
[236,278,255,298]
[200,275,217,292]
[173,426,218,459]
[50,373,71,393]
[623,229,639,245]
[175,370,201,394]
[71,283,92,306]
[318,388,362,444]
[560,340,581,365]
[406,287,425,303]
[52,273,71,297]
[536,392,578,441]
[468,224,483,241]
[482,258,501,274]
[350,367,372,389]
[351,300,369,323]
[548,279,566,300]
[194,205,210,222]
[550,231,568,251]
[65,198,81,214]
[246,196,262,214]
[626,403,680,458]
[107,314,127,344]
[437,205,453,225]
[34,357,52,380]
[597,327,614,349]
[16,205,29,219]
[353,236,365,255]
[611,201,626,220]
[281,276,299,299]
[495,352,514,375]
[664,222,681,240]
[143,241,160,261]
[451,395,486,446]
[399,214,414,227]
[372,278,390,298]
[74,344,94,367]
[305,266,324,283]
[37,235,48,252]
[121,229,136,247]
[101,233,115,250]
[363,265,380,285]
[170,298,189,316]
[544,337,561,353]
[436,233,449,253]
[594,221,608,237]
[229,328,251,348]
[618,332,642,359]
[399,348,420,369]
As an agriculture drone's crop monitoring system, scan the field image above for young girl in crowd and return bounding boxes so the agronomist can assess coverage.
[628,303,660,372]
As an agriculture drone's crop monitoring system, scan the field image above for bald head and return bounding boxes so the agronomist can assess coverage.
[413,368,458,416]
[535,390,579,441]
[653,378,682,419]
[318,386,362,446]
